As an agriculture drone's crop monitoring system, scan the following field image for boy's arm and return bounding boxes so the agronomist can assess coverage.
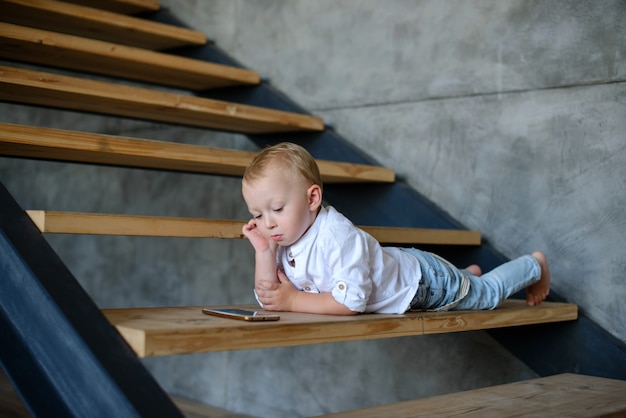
[253,249,279,286]
[256,270,359,315]
[292,291,358,315]
[242,220,279,285]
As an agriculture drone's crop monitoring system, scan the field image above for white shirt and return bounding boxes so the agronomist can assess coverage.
[275,206,421,314]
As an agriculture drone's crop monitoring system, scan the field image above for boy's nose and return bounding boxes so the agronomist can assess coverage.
[264,217,276,229]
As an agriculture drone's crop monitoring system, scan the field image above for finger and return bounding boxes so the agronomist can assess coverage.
[257,280,278,290]
[276,269,288,283]
[242,219,255,230]
[258,292,275,305]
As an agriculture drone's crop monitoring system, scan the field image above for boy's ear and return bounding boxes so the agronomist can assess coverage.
[307,184,322,211]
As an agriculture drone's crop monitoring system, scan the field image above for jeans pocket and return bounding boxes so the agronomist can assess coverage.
[423,287,447,309]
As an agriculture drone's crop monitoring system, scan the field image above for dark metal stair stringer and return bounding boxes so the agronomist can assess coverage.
[0,183,184,418]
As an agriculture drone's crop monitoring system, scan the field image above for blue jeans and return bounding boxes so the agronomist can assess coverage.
[401,248,541,311]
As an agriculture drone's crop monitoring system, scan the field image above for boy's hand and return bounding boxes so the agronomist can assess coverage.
[242,219,277,253]
[255,269,297,311]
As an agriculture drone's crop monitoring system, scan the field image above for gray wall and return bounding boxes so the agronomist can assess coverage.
[1,1,624,417]
[167,0,626,343]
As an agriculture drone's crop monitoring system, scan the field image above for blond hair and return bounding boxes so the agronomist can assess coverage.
[243,142,323,191]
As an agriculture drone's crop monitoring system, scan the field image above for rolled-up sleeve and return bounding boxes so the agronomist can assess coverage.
[324,227,374,312]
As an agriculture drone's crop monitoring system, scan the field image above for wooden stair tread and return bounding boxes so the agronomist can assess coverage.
[172,397,256,418]
[0,66,324,134]
[0,369,30,418]
[102,300,577,357]
[0,23,260,90]
[62,0,160,15]
[0,0,205,50]
[0,359,247,418]
[316,373,626,418]
[0,123,394,183]
[26,211,481,245]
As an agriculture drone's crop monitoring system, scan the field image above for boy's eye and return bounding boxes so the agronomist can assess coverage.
[253,214,262,219]
[273,207,284,213]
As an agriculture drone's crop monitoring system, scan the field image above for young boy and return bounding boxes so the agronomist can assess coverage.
[241,142,550,315]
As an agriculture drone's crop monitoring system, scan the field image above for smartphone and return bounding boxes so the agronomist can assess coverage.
[202,307,280,321]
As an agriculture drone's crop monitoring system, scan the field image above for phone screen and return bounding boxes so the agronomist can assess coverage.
[202,308,280,321]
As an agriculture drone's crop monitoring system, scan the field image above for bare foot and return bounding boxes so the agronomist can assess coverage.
[465,264,482,276]
[526,251,551,306]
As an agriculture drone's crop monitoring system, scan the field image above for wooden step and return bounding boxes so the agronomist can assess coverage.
[0,369,29,418]
[26,211,481,245]
[0,123,393,183]
[0,66,324,134]
[316,373,626,418]
[62,0,160,15]
[0,23,260,90]
[0,0,205,50]
[102,300,577,357]
[0,367,250,418]
[172,397,256,418]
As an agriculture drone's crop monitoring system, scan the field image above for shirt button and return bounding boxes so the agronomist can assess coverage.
[288,252,293,258]
[338,284,346,290]
[304,286,311,291]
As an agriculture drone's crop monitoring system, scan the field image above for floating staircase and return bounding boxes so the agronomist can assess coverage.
[0,0,200,49]
[317,373,626,418]
[2,0,620,416]
[0,22,259,89]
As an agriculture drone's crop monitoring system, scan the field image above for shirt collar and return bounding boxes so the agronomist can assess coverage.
[287,205,327,258]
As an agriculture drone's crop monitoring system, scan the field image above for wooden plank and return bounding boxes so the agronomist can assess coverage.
[0,369,30,418]
[102,300,577,357]
[422,298,577,333]
[362,225,479,245]
[62,0,160,15]
[172,397,258,418]
[0,23,260,90]
[25,211,480,245]
[0,123,394,183]
[27,211,246,239]
[0,0,204,50]
[316,373,626,418]
[105,305,422,357]
[0,66,324,134]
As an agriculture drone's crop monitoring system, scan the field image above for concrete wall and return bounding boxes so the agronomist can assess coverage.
[1,1,624,417]
[166,0,626,339]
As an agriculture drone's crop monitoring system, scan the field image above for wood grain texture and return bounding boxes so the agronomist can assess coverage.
[0,368,30,418]
[361,225,479,245]
[316,373,626,418]
[25,211,480,245]
[0,23,259,90]
[0,0,204,50]
[27,211,246,239]
[172,397,257,418]
[0,356,248,418]
[62,0,160,15]
[102,300,577,357]
[0,123,394,182]
[0,66,324,134]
